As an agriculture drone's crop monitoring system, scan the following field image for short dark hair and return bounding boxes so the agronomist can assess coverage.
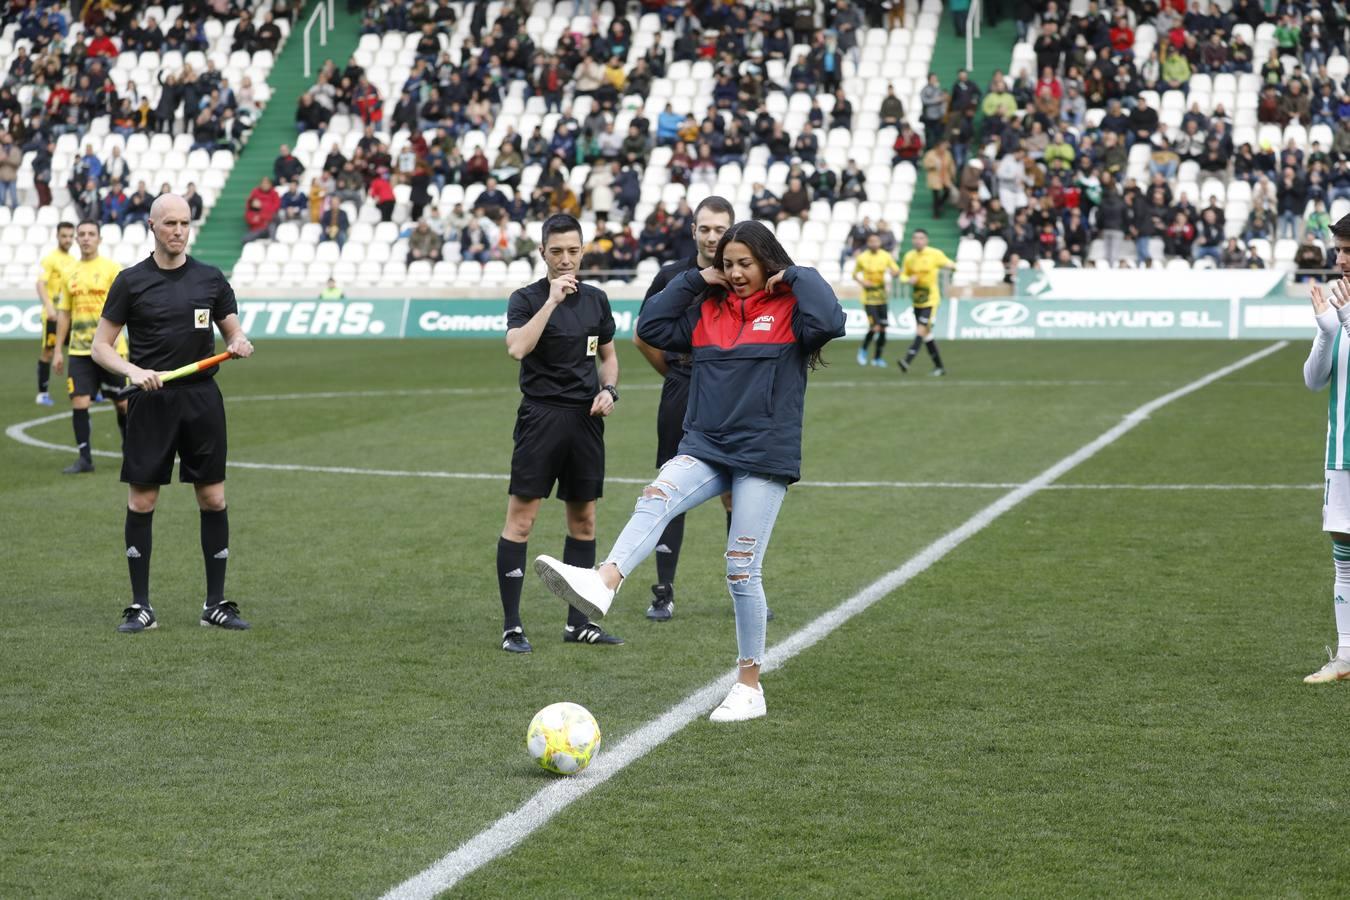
[1332,214,1350,241]
[76,219,100,232]
[56,221,74,231]
[912,228,929,237]
[541,213,582,247]
[694,195,735,221]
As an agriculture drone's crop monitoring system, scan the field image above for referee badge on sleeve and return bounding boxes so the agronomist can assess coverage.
[586,335,598,357]
[194,308,210,329]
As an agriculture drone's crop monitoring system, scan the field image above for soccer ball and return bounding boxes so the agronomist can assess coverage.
[526,702,601,775]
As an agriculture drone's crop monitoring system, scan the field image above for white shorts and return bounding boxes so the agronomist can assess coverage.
[1324,470,1350,534]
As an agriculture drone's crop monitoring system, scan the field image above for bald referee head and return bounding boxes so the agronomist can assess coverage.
[149,193,191,262]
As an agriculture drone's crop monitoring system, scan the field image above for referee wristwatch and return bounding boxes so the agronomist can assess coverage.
[602,384,619,403]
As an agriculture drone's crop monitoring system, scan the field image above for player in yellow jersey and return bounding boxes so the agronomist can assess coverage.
[34,221,76,405]
[897,228,956,375]
[51,220,127,474]
[852,232,902,367]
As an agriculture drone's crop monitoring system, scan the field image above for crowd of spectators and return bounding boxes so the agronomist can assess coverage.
[277,0,912,276]
[938,0,1349,279]
[0,1,293,226]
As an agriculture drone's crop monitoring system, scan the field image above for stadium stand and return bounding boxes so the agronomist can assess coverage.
[233,0,951,294]
[0,2,290,289]
[947,0,1349,287]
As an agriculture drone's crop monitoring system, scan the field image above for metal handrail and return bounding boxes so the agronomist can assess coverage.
[966,0,982,71]
[303,0,336,78]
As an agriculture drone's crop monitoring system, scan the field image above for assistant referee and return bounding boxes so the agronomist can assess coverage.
[91,194,255,634]
[496,212,622,652]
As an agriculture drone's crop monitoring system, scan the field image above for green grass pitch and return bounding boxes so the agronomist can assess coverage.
[3,337,1348,898]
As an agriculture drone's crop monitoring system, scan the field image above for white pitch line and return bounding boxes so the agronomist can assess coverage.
[379,341,1290,900]
[7,408,1315,493]
[193,377,1167,406]
[2,416,662,484]
[1047,482,1320,491]
[220,378,1145,401]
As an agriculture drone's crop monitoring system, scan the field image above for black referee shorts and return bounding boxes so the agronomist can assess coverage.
[656,372,690,468]
[66,354,126,398]
[122,379,228,485]
[509,399,604,502]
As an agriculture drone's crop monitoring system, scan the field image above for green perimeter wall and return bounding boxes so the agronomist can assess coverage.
[0,297,1317,341]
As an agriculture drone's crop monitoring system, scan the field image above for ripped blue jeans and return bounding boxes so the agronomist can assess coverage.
[602,454,788,665]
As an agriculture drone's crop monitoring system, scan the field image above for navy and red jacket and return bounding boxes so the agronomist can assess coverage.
[637,266,846,483]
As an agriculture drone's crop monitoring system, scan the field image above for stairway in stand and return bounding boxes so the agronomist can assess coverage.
[899,15,1019,258]
[192,1,363,272]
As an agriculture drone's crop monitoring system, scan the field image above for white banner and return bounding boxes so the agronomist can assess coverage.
[1019,269,1285,300]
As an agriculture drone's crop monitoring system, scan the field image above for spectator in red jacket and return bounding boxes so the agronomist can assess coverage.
[45,84,72,116]
[893,122,923,165]
[86,26,120,59]
[1109,17,1134,53]
[353,75,383,125]
[369,169,395,221]
[242,176,280,243]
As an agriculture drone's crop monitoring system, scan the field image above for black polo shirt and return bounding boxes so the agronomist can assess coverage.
[640,255,702,379]
[507,278,615,408]
[101,255,237,385]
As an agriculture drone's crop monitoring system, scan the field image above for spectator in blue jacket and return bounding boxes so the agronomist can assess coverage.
[613,164,641,219]
[122,181,153,226]
[656,103,682,145]
[278,179,308,221]
[535,221,846,724]
[101,179,128,224]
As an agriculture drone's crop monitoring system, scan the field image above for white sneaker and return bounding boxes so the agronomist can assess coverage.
[1304,647,1350,684]
[533,554,614,619]
[709,682,766,722]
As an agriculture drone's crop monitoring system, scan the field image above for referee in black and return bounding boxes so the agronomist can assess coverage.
[91,194,254,634]
[632,195,746,622]
[497,213,622,652]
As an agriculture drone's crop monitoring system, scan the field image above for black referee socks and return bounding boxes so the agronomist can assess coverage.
[72,408,91,461]
[200,508,229,606]
[498,537,527,631]
[655,513,686,584]
[563,536,596,628]
[125,509,153,606]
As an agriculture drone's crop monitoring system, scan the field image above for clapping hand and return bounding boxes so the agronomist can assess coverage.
[1313,279,1350,314]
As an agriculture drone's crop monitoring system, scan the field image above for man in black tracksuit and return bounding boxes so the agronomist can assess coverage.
[632,196,734,621]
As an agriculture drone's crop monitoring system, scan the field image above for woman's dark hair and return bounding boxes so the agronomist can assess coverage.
[711,220,826,370]
[712,220,793,281]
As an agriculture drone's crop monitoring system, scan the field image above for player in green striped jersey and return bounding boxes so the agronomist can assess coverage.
[1302,214,1350,683]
